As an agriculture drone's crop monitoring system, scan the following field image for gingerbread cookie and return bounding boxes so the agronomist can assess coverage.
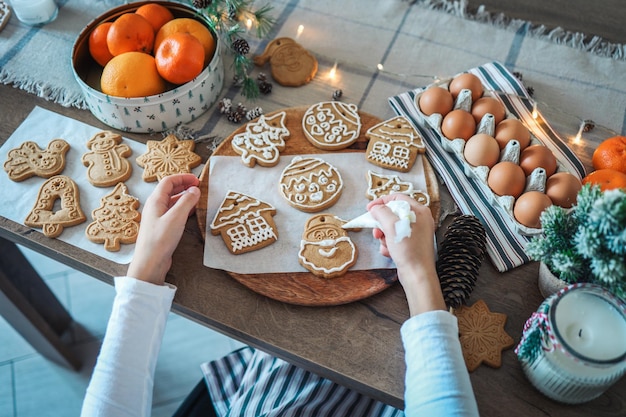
[82,131,133,187]
[365,115,425,172]
[4,139,70,181]
[253,37,318,87]
[298,213,357,279]
[231,112,290,167]
[210,190,278,255]
[302,101,361,150]
[366,171,430,206]
[86,183,141,252]
[136,134,201,182]
[279,156,343,213]
[455,299,515,372]
[24,175,86,238]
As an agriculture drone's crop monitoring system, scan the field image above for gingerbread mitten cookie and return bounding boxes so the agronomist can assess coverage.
[4,139,70,181]
[24,175,86,238]
[82,131,133,187]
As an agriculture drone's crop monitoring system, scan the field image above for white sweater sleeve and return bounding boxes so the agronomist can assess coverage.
[80,276,176,417]
[401,310,479,417]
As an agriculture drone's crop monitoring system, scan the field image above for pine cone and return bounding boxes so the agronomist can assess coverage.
[246,107,264,121]
[192,0,212,9]
[232,38,250,55]
[332,89,343,101]
[436,215,487,310]
[227,111,243,124]
[218,98,232,114]
[258,80,273,94]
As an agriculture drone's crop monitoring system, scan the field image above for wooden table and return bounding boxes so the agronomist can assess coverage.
[1,2,625,415]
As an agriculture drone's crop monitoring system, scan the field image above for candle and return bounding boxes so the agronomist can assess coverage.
[516,284,626,404]
[9,0,58,25]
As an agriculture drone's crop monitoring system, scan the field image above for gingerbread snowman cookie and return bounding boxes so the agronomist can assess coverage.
[298,213,358,279]
[82,131,133,187]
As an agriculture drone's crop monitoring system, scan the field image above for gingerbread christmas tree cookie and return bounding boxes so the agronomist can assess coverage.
[4,139,70,181]
[24,175,86,238]
[136,134,201,182]
[231,111,290,167]
[365,115,425,172]
[454,299,515,372]
[86,182,141,252]
[210,190,278,255]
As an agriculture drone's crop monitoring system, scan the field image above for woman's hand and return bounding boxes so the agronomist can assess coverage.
[368,194,446,315]
[126,173,201,286]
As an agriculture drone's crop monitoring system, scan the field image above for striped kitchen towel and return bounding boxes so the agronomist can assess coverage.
[389,61,586,272]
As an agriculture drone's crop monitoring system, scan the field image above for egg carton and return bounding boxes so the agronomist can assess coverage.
[413,77,573,236]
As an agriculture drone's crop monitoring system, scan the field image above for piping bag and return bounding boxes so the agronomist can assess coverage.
[342,200,416,243]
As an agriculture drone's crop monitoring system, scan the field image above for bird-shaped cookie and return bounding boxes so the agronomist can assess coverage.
[4,139,70,181]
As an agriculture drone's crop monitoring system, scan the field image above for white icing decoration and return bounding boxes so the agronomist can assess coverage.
[366,115,423,171]
[302,102,361,149]
[279,156,343,211]
[366,170,430,206]
[298,236,356,274]
[231,112,289,166]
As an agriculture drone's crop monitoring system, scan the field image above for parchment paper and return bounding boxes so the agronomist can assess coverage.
[203,153,429,274]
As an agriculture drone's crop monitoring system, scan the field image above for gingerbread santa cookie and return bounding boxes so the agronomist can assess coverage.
[82,131,133,187]
[136,134,201,182]
[4,139,70,181]
[85,182,141,252]
[210,190,278,255]
[279,156,343,213]
[366,171,430,206]
[253,37,318,87]
[298,213,357,279]
[24,175,86,238]
[365,115,425,172]
[302,101,361,150]
[231,111,290,167]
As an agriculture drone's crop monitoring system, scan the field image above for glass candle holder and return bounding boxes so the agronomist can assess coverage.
[516,283,626,404]
[9,0,58,26]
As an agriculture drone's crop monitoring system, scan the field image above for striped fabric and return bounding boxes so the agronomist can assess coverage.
[389,61,585,272]
[201,347,403,417]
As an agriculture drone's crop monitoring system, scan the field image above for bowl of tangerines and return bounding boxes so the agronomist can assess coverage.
[72,1,224,133]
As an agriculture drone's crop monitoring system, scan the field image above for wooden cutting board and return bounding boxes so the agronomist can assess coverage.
[197,105,439,306]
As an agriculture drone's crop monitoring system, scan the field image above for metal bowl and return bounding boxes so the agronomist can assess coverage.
[71,1,224,133]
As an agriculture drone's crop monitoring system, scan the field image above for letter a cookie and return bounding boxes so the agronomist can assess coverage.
[231,111,290,167]
[24,175,86,238]
[86,182,141,252]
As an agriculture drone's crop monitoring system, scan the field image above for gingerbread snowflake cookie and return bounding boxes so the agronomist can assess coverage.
[231,111,290,167]
[302,101,361,150]
[366,171,430,206]
[365,115,425,172]
[279,156,343,213]
[4,139,70,181]
[298,213,357,279]
[24,175,86,238]
[86,183,141,252]
[82,131,133,187]
[136,134,201,182]
[210,190,278,255]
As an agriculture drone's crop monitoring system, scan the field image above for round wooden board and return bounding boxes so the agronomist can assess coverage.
[197,106,440,306]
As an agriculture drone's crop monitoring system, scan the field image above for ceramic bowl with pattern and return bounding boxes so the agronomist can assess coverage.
[71,1,224,133]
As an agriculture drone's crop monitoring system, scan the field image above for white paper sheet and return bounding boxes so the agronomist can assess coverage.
[0,106,201,265]
[203,153,429,274]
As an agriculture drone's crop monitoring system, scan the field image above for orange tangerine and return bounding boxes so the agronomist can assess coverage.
[592,136,626,174]
[155,18,215,65]
[107,13,155,56]
[135,3,174,33]
[88,22,114,67]
[582,168,626,191]
[100,51,166,97]
[155,32,205,84]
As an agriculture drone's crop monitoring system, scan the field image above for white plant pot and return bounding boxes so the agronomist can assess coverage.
[538,262,569,298]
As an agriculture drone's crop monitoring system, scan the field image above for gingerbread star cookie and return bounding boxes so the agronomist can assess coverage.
[231,111,290,167]
[454,299,515,372]
[365,115,425,172]
[4,139,70,181]
[136,134,201,182]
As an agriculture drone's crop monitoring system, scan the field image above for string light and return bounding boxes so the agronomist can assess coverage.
[329,61,338,79]
[572,119,596,145]
[296,24,304,39]
[246,18,253,31]
[377,63,384,71]
[532,102,538,119]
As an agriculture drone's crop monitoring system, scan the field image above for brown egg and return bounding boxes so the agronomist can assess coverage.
[519,145,557,176]
[441,109,476,141]
[545,172,582,208]
[418,86,454,116]
[513,191,553,228]
[471,97,506,125]
[464,133,500,168]
[449,73,483,102]
[494,119,531,150]
[487,161,526,198]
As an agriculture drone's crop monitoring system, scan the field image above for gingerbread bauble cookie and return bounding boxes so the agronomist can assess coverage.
[302,101,362,150]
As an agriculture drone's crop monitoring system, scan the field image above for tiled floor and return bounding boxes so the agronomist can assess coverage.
[1,246,244,417]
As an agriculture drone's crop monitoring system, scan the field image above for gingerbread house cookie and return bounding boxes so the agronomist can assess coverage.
[366,171,430,206]
[4,139,70,181]
[136,134,201,182]
[298,213,358,279]
[210,190,278,255]
[279,156,343,213]
[365,115,425,172]
[231,111,290,167]
[302,101,361,150]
